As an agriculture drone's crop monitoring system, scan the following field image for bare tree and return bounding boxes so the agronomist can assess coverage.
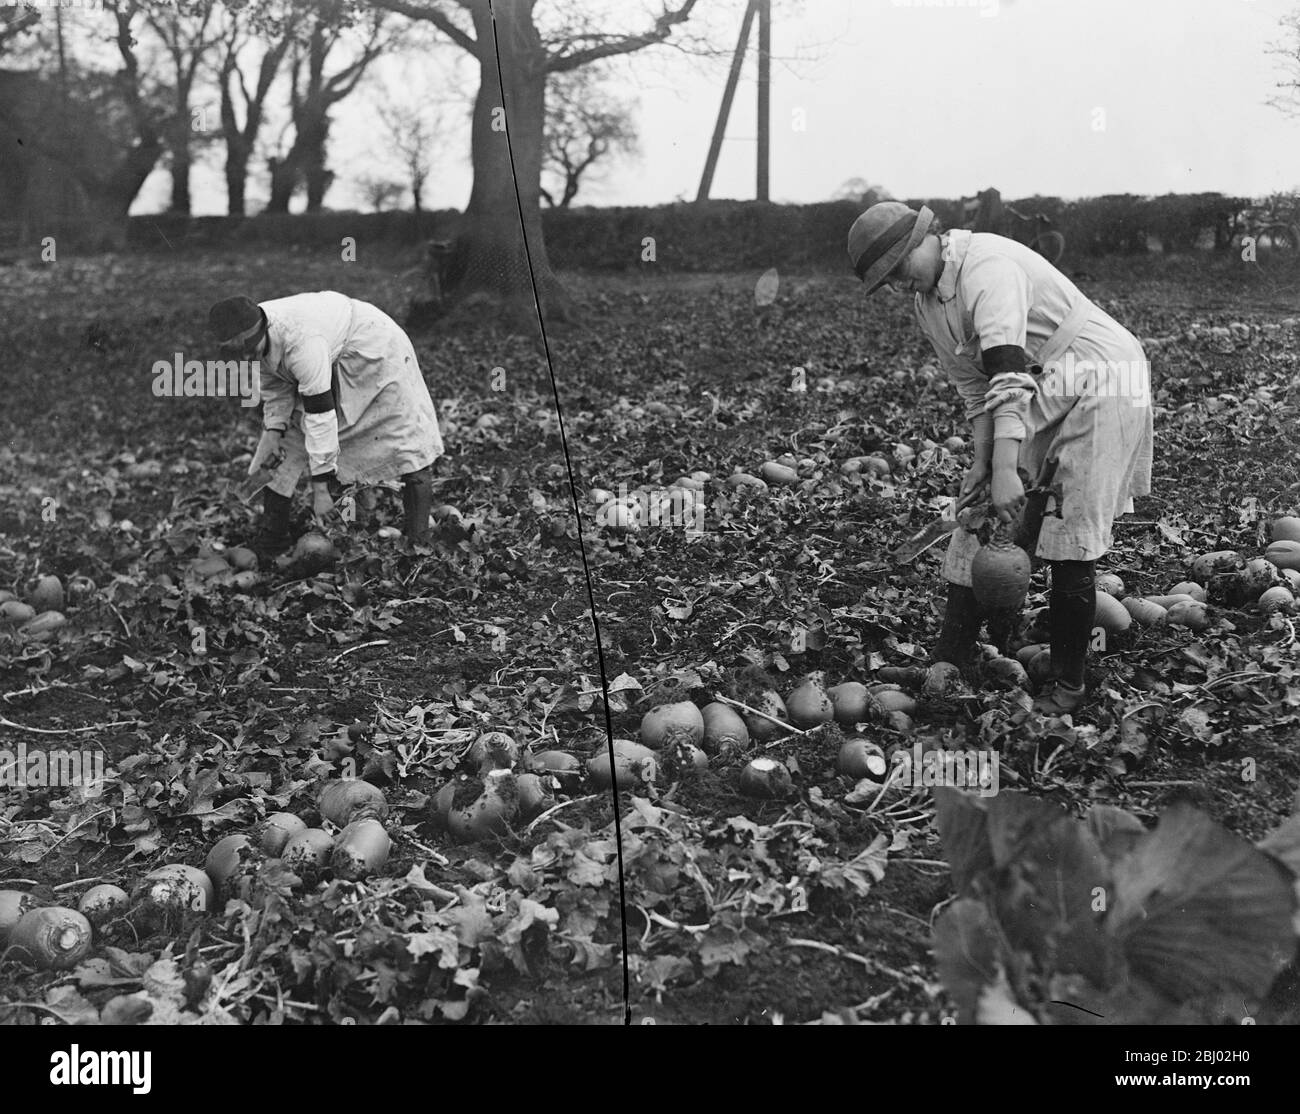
[541,67,637,209]
[0,3,41,55]
[357,173,406,211]
[265,0,389,213]
[213,0,298,215]
[370,0,704,325]
[377,99,440,213]
[146,0,224,215]
[1268,10,1300,117]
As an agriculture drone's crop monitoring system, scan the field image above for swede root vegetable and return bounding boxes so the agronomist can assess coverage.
[20,611,66,639]
[837,739,888,781]
[204,834,254,894]
[984,656,1029,689]
[281,829,334,873]
[261,812,307,855]
[726,472,768,491]
[1167,581,1206,601]
[448,769,519,841]
[1028,649,1053,685]
[785,678,834,728]
[1166,599,1210,630]
[1189,550,1242,582]
[922,662,963,698]
[8,907,93,970]
[466,731,520,772]
[1258,586,1295,615]
[971,537,1032,611]
[1093,591,1131,634]
[1145,593,1196,610]
[700,702,750,754]
[527,750,583,790]
[759,461,799,486]
[226,546,258,571]
[332,819,391,879]
[826,682,870,726]
[1121,597,1167,626]
[867,686,917,716]
[137,865,214,919]
[191,555,230,578]
[1,889,34,940]
[516,773,554,820]
[77,884,129,927]
[318,779,387,826]
[742,689,789,743]
[1265,540,1300,572]
[1015,643,1048,667]
[739,757,793,799]
[639,701,705,750]
[27,575,64,612]
[288,532,337,573]
[0,600,36,624]
[1095,572,1125,597]
[587,740,658,791]
[1272,516,1300,544]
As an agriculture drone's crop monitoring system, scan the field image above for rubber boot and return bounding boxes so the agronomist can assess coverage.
[402,467,434,545]
[1033,559,1095,714]
[932,582,982,672]
[251,489,294,562]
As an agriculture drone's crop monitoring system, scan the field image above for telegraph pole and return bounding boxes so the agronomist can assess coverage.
[697,0,772,203]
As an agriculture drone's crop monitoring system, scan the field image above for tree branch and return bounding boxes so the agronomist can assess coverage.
[547,0,701,74]
[369,0,479,55]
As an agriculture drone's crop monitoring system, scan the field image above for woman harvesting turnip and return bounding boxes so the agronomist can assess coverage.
[847,202,1153,714]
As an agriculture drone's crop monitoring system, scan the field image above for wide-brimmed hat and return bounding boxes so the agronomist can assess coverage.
[209,295,265,349]
[847,202,936,295]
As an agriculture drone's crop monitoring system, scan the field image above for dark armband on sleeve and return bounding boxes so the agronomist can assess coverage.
[302,388,336,414]
[982,345,1028,380]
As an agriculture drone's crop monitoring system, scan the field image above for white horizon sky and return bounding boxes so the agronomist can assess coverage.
[131,0,1300,215]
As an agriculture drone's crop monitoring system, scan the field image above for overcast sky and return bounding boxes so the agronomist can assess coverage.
[136,0,1300,215]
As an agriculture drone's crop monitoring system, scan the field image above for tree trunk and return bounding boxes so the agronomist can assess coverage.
[169,121,192,214]
[266,154,298,213]
[422,0,573,329]
[224,140,248,216]
[301,117,331,211]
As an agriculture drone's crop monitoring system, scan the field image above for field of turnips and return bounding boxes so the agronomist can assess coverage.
[4,252,1300,1024]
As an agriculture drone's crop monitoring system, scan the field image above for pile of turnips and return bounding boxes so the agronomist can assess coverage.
[0,574,68,641]
[432,730,561,839]
[590,473,709,534]
[0,778,397,971]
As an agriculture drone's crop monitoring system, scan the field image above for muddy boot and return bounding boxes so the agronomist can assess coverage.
[250,490,294,563]
[401,467,434,545]
[932,582,983,678]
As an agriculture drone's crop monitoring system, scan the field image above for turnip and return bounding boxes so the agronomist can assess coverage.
[1272,516,1300,544]
[785,678,834,728]
[332,819,391,879]
[1093,591,1132,635]
[700,702,749,754]
[318,779,387,826]
[1189,550,1242,581]
[281,829,335,872]
[971,538,1032,611]
[527,750,583,790]
[1167,581,1206,601]
[20,611,66,639]
[868,687,917,716]
[1028,649,1053,685]
[1145,592,1197,610]
[204,833,254,894]
[467,730,520,773]
[448,769,519,840]
[760,461,799,486]
[589,487,615,504]
[1121,597,1167,626]
[738,757,793,799]
[827,682,870,726]
[1265,540,1300,572]
[742,689,789,742]
[191,555,230,579]
[837,739,888,781]
[1258,586,1295,615]
[77,884,129,927]
[516,773,554,820]
[587,739,658,791]
[0,600,35,625]
[1015,643,1048,667]
[137,865,214,918]
[261,812,307,855]
[639,700,704,749]
[1095,572,1125,597]
[984,656,1029,689]
[943,436,965,452]
[291,532,337,573]
[8,907,93,970]
[1166,599,1210,630]
[225,546,258,571]
[27,575,64,612]
[726,472,768,492]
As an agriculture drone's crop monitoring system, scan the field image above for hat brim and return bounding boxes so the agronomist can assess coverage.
[861,208,936,296]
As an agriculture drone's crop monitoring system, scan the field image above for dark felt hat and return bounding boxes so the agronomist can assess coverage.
[208,296,264,347]
[847,202,936,295]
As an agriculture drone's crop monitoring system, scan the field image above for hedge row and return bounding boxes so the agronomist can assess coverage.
[122,191,1263,268]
